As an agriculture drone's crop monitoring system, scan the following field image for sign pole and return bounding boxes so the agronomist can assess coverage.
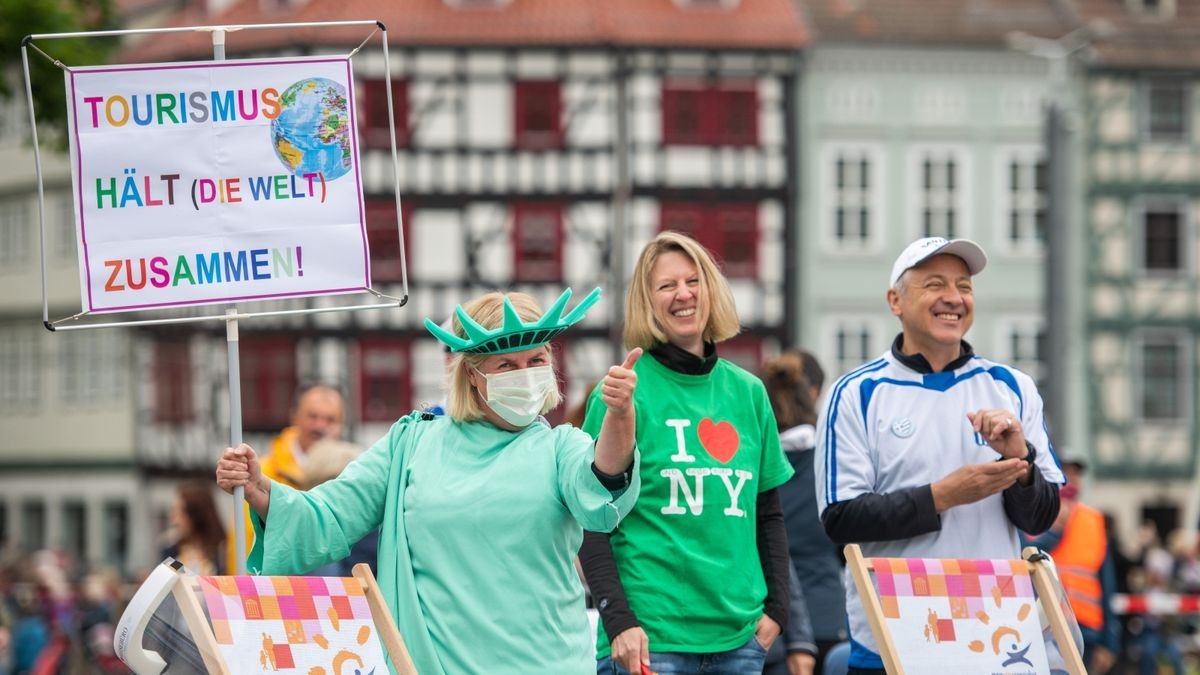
[209,28,249,575]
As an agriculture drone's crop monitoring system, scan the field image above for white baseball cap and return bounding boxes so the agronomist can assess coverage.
[889,237,988,287]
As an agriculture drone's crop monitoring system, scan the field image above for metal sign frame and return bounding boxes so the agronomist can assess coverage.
[21,20,408,573]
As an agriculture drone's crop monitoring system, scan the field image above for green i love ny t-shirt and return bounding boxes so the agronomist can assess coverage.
[582,354,793,656]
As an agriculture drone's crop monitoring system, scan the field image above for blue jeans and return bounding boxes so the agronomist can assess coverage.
[596,635,768,674]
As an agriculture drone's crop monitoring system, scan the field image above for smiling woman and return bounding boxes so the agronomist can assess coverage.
[580,231,798,675]
[216,287,645,673]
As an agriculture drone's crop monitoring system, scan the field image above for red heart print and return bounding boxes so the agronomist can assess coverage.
[697,418,740,463]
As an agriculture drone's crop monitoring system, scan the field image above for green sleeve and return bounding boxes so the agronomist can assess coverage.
[554,426,641,533]
[247,414,418,575]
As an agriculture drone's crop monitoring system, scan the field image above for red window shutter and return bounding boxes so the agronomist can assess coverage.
[154,340,192,423]
[358,338,411,422]
[239,337,297,430]
[514,81,563,149]
[359,79,408,149]
[512,203,563,282]
[365,197,412,283]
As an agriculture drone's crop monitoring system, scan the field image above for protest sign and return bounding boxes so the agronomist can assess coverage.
[65,56,369,313]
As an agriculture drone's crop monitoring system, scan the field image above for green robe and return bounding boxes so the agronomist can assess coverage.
[248,412,640,674]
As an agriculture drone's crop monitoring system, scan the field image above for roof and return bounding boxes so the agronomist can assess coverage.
[1069,0,1200,70]
[119,0,808,63]
[799,0,1076,47]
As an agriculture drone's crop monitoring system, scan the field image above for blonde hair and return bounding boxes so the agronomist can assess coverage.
[301,440,363,490]
[624,231,740,350]
[446,291,562,422]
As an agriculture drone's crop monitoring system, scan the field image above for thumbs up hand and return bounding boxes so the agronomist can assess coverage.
[600,348,642,416]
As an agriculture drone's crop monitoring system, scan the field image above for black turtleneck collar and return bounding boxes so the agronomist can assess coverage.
[649,340,719,375]
[890,333,974,374]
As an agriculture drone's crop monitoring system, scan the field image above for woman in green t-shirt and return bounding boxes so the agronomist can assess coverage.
[580,232,796,675]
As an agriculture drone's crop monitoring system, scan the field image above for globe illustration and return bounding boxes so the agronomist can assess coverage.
[271,77,353,181]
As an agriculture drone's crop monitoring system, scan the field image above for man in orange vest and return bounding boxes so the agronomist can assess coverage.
[1024,454,1119,673]
[226,384,345,572]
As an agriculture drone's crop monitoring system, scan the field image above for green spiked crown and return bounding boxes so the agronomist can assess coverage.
[424,287,602,355]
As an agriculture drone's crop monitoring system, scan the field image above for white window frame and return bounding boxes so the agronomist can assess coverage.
[819,142,885,255]
[1133,330,1192,426]
[1140,77,1190,143]
[0,325,41,411]
[1133,196,1192,278]
[0,197,30,268]
[993,314,1046,387]
[56,192,78,261]
[907,144,972,242]
[994,145,1047,257]
[821,314,888,379]
[59,330,127,407]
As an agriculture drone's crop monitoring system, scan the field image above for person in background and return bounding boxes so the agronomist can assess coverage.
[217,288,642,673]
[299,439,379,577]
[163,481,226,576]
[580,231,795,674]
[762,349,843,675]
[226,384,345,572]
[1023,454,1119,674]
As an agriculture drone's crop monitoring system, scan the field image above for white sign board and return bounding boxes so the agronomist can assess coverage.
[65,57,370,314]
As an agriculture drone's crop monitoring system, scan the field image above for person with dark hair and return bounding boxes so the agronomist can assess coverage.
[163,481,227,576]
[580,232,794,674]
[762,350,844,675]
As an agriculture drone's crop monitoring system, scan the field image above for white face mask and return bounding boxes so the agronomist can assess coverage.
[475,364,557,428]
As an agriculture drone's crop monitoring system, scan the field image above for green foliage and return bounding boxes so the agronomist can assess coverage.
[1,0,117,146]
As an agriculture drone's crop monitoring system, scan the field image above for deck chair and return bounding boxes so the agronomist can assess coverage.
[845,544,1085,675]
[115,558,417,675]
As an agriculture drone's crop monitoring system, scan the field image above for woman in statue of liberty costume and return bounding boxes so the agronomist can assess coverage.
[216,287,642,674]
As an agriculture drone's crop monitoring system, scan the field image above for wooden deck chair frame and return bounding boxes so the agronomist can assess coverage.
[845,544,1086,675]
[170,563,418,675]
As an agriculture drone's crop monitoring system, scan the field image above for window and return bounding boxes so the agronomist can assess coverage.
[824,317,883,377]
[1141,202,1186,273]
[365,197,412,283]
[659,202,758,278]
[0,198,29,267]
[836,325,874,376]
[239,336,297,430]
[911,148,966,239]
[512,203,563,282]
[514,81,563,149]
[154,339,192,423]
[1003,153,1047,249]
[1144,79,1188,141]
[62,501,87,564]
[57,193,77,261]
[719,334,765,373]
[662,81,758,146]
[827,147,877,247]
[21,500,45,552]
[359,338,411,423]
[60,330,127,406]
[103,501,128,572]
[1138,334,1189,422]
[997,319,1047,391]
[0,325,41,411]
[359,78,408,149]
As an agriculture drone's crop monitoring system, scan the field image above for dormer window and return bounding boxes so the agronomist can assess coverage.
[1127,0,1175,19]
[673,0,740,8]
[444,0,511,8]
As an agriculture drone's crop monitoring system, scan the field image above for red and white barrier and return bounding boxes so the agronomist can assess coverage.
[1112,593,1200,615]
